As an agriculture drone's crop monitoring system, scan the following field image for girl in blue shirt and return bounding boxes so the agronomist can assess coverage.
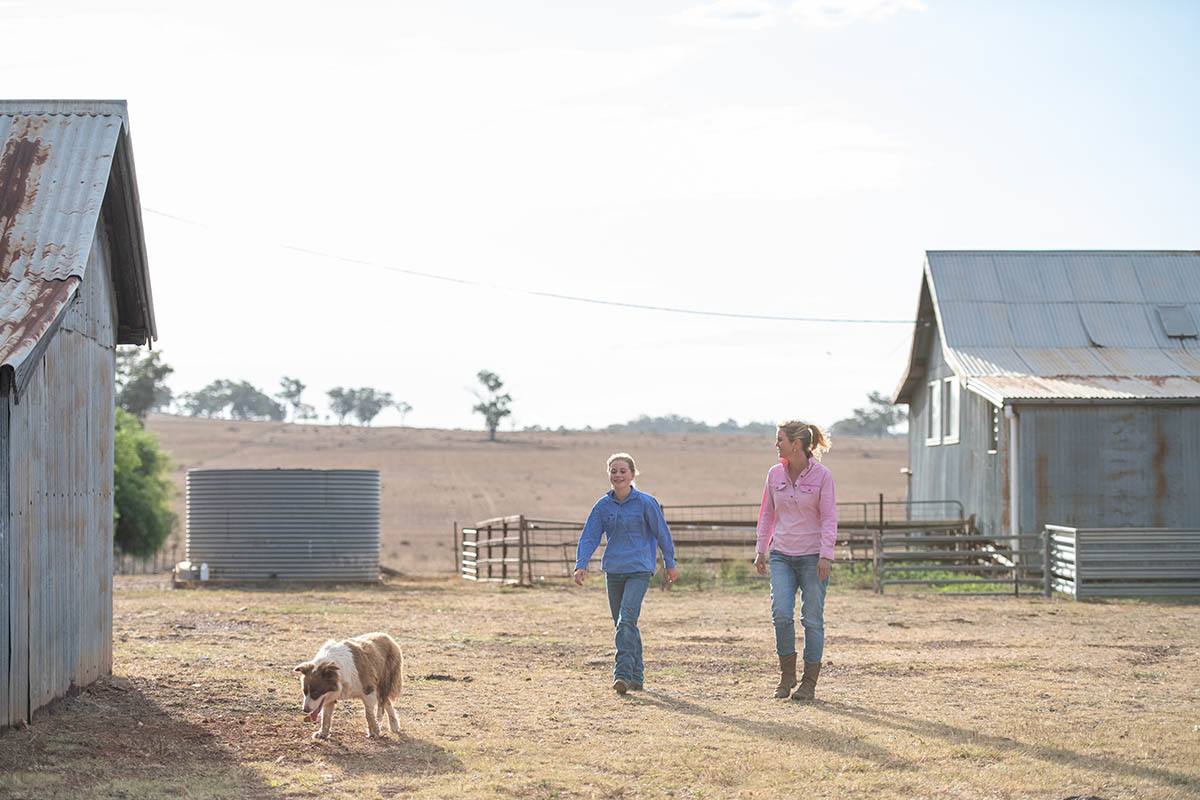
[575,453,679,694]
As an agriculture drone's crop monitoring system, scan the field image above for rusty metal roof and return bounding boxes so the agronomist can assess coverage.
[895,251,1200,404]
[0,100,155,393]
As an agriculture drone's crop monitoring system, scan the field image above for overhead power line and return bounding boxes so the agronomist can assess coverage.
[145,208,912,324]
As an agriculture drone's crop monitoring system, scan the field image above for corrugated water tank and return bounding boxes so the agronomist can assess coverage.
[186,469,380,582]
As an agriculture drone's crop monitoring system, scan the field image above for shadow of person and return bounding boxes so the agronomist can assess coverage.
[827,701,1195,791]
[630,690,907,769]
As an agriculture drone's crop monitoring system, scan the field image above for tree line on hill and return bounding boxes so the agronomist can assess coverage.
[575,393,903,438]
[116,348,903,437]
[109,347,900,559]
[115,349,412,427]
[597,415,777,435]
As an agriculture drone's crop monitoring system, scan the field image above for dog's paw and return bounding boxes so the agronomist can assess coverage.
[311,730,329,740]
[388,722,400,733]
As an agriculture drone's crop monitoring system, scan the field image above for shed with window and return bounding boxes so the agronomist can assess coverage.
[893,251,1200,541]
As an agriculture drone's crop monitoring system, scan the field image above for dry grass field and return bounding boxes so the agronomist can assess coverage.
[1,575,1197,799]
[142,415,910,574]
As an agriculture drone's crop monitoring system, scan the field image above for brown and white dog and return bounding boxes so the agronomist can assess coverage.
[294,632,404,739]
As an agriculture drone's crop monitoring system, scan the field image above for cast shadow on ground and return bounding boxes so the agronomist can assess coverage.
[630,691,906,769]
[0,677,284,799]
[828,702,1197,792]
[179,578,447,596]
[305,730,465,779]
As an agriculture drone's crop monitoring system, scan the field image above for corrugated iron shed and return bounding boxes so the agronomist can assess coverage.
[0,100,155,393]
[895,251,1200,404]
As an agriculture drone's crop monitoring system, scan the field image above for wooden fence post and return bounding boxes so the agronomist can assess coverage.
[519,516,529,586]
[501,519,509,583]
[874,492,884,594]
[487,522,494,582]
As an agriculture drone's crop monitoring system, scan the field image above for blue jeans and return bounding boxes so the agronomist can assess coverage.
[769,551,828,664]
[606,571,652,683]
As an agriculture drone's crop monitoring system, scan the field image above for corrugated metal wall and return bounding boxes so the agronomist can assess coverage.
[907,332,1008,537]
[186,469,381,582]
[908,321,1200,540]
[2,226,116,727]
[1022,404,1200,532]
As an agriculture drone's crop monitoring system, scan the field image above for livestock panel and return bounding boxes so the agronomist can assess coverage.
[1048,525,1200,597]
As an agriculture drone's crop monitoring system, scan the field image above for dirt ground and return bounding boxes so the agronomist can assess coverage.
[1,576,1196,800]
[143,415,909,574]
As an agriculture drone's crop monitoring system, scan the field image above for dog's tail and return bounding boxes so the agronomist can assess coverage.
[380,634,404,701]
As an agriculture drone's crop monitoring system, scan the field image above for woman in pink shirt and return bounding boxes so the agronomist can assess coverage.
[753,420,836,701]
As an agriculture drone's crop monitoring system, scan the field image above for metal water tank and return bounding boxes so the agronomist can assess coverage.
[186,469,380,582]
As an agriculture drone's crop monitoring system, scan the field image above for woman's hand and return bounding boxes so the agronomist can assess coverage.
[753,552,768,576]
[817,557,832,582]
[664,567,679,586]
[573,568,587,586]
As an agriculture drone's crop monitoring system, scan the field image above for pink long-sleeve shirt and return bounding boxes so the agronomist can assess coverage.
[756,459,837,560]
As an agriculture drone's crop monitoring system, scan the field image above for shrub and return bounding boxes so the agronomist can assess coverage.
[114,408,177,556]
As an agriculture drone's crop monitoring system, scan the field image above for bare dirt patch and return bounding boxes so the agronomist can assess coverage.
[1,577,1196,799]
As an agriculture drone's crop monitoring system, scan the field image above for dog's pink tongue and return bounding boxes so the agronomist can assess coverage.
[307,709,319,723]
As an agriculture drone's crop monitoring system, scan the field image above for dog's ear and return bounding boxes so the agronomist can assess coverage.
[319,663,340,679]
[295,661,316,675]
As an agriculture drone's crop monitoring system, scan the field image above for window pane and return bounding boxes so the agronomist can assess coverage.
[943,378,960,441]
[926,380,941,444]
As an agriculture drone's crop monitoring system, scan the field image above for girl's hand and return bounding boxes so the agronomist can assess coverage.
[753,552,768,576]
[817,557,832,582]
[664,567,679,586]
[573,568,587,586]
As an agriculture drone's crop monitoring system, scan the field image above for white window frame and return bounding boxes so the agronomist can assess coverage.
[941,377,960,445]
[987,403,1000,454]
[925,379,942,446]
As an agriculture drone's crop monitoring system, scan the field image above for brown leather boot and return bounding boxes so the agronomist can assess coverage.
[791,661,821,701]
[773,653,798,698]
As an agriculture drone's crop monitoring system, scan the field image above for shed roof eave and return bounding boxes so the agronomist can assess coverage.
[1001,397,1200,407]
[892,263,938,404]
[963,380,1004,407]
[106,123,156,344]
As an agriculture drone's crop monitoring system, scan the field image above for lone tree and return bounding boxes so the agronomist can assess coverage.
[351,388,394,426]
[115,347,173,419]
[472,369,512,442]
[831,391,905,437]
[395,400,412,426]
[327,387,358,425]
[276,376,314,422]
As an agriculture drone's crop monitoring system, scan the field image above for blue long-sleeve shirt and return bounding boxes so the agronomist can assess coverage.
[575,487,677,574]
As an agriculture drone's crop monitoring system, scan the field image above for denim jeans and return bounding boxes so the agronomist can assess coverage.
[606,571,652,683]
[769,551,828,664]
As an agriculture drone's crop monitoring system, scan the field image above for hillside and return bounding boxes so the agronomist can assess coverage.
[145,414,908,574]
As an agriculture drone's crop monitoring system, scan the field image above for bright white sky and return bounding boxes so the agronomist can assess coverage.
[5,0,1199,430]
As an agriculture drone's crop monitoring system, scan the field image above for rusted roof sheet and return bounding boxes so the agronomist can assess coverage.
[0,274,81,364]
[0,100,151,391]
[967,375,1200,404]
[895,251,1200,404]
